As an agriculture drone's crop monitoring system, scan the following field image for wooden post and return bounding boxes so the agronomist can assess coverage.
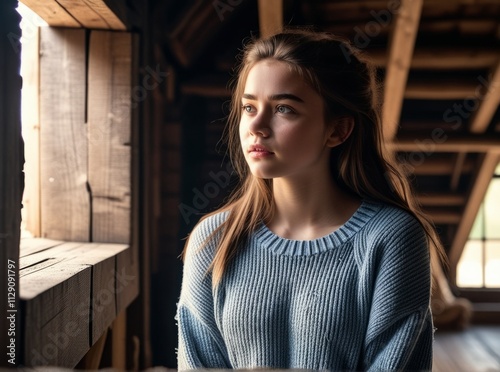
[88,31,132,244]
[0,0,23,367]
[39,28,89,242]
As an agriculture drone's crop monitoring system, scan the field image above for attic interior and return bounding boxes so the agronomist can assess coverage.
[1,0,500,370]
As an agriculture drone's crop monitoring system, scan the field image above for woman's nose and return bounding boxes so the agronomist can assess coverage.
[247,111,271,137]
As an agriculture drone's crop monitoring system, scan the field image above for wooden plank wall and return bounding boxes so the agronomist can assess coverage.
[40,28,89,241]
[88,31,132,243]
[17,26,138,368]
[0,0,23,368]
[38,28,131,245]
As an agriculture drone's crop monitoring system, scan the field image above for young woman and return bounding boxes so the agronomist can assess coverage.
[177,29,443,371]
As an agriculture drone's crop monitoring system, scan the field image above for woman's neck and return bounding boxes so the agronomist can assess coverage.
[268,175,361,240]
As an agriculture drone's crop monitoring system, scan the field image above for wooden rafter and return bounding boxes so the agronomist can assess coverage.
[20,0,81,27]
[418,194,465,206]
[450,152,467,191]
[412,158,474,175]
[426,210,461,225]
[449,152,499,279]
[258,0,283,38]
[405,79,478,100]
[20,0,126,29]
[382,0,423,140]
[390,135,500,153]
[469,61,500,133]
[369,48,500,70]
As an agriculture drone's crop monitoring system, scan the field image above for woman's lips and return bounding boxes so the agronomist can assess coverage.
[248,144,274,158]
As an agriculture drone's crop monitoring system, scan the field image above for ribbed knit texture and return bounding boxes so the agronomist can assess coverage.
[177,200,433,371]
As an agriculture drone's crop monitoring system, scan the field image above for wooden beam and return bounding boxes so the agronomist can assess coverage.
[79,329,108,369]
[112,310,127,369]
[412,157,474,175]
[20,0,81,27]
[426,210,462,225]
[19,239,133,367]
[258,0,283,38]
[80,0,126,30]
[390,134,500,153]
[56,0,110,29]
[418,194,466,207]
[449,152,499,277]
[450,152,467,191]
[405,79,477,100]
[20,0,126,29]
[88,31,132,244]
[369,48,499,70]
[382,0,423,140]
[168,1,244,67]
[40,28,89,241]
[469,62,500,133]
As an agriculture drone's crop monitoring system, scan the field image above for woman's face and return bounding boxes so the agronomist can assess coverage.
[239,59,339,180]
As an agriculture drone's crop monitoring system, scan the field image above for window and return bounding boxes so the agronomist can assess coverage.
[457,162,500,288]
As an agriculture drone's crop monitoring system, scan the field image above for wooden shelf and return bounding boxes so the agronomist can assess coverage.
[19,238,138,368]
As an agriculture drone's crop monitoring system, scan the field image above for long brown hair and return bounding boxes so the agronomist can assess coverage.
[183,29,445,287]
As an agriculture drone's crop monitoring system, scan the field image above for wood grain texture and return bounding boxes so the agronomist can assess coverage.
[470,62,500,133]
[88,31,132,244]
[433,326,500,372]
[40,28,89,241]
[19,239,131,367]
[81,0,126,30]
[20,0,81,27]
[22,262,91,367]
[112,310,127,369]
[56,0,109,29]
[382,0,423,140]
[20,25,40,237]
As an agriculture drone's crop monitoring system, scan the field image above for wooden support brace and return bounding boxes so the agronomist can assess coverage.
[382,0,423,140]
[258,0,283,38]
[469,62,500,134]
[449,152,499,279]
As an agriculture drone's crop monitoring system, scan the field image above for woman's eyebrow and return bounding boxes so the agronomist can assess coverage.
[242,93,305,103]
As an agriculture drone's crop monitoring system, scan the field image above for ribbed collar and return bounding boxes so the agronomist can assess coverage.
[253,200,381,256]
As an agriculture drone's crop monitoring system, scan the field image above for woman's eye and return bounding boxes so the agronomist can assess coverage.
[242,104,255,113]
[276,105,293,114]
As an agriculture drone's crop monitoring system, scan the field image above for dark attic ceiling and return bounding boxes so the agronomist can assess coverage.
[157,0,500,275]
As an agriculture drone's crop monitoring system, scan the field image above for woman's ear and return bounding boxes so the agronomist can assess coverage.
[326,116,355,147]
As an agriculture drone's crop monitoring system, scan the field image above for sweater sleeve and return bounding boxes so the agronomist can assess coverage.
[177,214,231,370]
[363,210,433,371]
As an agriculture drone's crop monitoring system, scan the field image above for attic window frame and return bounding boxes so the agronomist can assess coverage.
[16,5,139,367]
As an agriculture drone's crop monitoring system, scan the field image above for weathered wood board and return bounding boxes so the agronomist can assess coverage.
[88,31,132,244]
[40,28,89,242]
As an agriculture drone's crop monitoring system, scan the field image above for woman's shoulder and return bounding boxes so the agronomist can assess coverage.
[184,210,229,260]
[191,210,229,239]
[363,200,422,232]
[358,200,427,249]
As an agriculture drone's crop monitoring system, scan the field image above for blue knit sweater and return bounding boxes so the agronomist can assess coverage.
[177,200,433,371]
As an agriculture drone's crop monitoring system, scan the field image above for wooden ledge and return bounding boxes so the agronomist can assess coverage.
[19,238,138,367]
